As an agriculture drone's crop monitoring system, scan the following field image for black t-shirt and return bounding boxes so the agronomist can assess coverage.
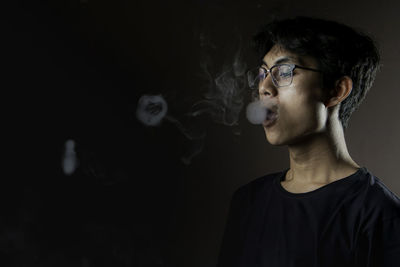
[217,167,400,267]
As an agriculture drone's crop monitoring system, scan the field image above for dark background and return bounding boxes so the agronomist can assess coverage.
[4,0,400,266]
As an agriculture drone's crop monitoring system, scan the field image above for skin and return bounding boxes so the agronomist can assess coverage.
[259,45,360,193]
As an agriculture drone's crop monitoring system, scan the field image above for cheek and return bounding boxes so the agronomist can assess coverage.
[280,90,326,130]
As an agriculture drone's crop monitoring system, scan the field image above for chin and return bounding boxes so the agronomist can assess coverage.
[266,137,289,146]
[264,129,288,146]
[264,125,316,146]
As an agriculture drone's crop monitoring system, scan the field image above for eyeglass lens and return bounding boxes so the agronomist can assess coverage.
[271,65,293,86]
[251,65,293,88]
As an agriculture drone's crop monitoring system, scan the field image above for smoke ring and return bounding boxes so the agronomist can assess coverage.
[136,94,168,126]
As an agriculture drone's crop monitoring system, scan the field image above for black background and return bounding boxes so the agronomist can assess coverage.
[4,0,400,266]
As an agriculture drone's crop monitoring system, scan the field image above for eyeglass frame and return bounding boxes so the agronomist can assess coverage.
[252,63,323,88]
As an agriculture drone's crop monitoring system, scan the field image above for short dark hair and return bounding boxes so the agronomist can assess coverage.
[252,16,380,129]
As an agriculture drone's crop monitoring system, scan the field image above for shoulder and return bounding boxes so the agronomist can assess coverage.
[364,170,400,213]
[361,168,400,229]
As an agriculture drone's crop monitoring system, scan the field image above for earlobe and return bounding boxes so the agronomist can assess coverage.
[324,76,353,108]
[324,97,339,108]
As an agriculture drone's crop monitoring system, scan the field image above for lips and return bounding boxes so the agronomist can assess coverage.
[263,110,278,127]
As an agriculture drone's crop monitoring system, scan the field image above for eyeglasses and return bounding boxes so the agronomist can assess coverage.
[247,63,322,89]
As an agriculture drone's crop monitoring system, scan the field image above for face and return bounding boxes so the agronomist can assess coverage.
[259,45,328,146]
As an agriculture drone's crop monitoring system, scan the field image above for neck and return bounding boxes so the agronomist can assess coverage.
[285,117,359,185]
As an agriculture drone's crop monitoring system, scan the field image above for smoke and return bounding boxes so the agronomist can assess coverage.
[188,37,248,133]
[136,95,168,127]
[246,99,278,125]
[246,100,268,125]
[135,94,206,165]
[62,139,79,176]
[135,35,262,165]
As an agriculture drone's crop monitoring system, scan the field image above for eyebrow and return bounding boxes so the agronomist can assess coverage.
[262,56,298,68]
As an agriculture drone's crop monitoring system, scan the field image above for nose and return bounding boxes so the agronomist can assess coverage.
[258,75,277,99]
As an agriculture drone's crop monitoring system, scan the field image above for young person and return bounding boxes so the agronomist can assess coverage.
[217,16,400,267]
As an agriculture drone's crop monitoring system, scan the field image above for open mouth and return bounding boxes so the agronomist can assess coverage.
[263,110,278,127]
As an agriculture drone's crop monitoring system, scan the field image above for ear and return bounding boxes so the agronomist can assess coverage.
[324,76,353,108]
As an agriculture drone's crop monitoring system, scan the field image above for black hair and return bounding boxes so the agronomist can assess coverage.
[252,16,381,129]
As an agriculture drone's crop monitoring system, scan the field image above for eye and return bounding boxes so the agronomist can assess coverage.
[278,65,292,78]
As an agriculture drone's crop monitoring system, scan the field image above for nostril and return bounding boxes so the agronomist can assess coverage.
[259,90,271,96]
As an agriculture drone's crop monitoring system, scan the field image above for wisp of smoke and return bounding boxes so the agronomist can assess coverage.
[136,94,206,165]
[134,35,267,165]
[188,38,248,134]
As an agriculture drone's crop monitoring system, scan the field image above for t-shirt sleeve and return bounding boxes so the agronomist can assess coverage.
[356,217,400,267]
[216,185,251,267]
